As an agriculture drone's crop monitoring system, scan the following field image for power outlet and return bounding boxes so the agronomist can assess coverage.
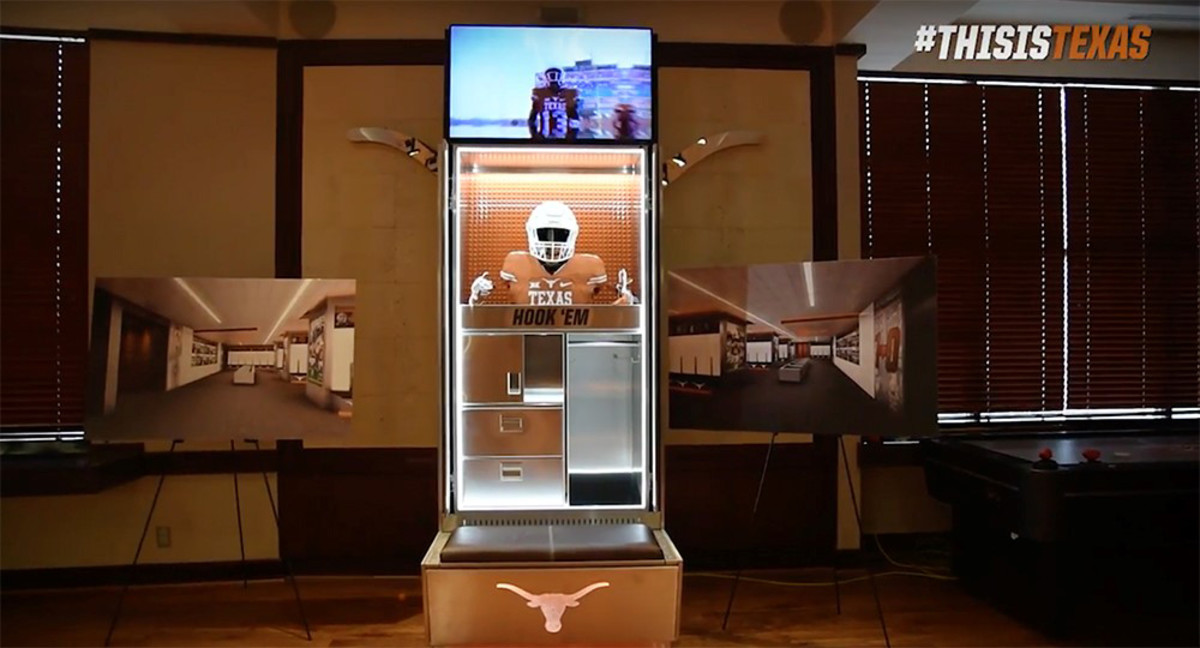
[155,526,171,548]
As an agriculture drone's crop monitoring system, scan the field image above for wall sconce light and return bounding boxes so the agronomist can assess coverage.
[661,131,764,187]
[347,127,438,173]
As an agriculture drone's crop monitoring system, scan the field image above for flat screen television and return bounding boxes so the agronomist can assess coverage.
[447,25,654,143]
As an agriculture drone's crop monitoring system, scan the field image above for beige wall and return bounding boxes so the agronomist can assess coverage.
[3,40,281,571]
[0,0,281,36]
[302,65,444,448]
[0,1,856,45]
[1,474,279,569]
[284,1,816,43]
[89,40,276,280]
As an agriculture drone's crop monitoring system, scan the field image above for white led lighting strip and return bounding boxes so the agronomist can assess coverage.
[54,43,64,430]
[451,146,650,513]
[0,33,85,43]
[262,279,313,344]
[173,278,222,324]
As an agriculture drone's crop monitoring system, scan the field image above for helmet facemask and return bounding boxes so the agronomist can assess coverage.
[526,202,578,264]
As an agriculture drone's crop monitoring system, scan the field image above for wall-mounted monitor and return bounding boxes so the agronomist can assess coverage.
[666,256,938,438]
[447,25,654,143]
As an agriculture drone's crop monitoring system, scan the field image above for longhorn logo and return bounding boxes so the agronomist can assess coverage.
[495,581,610,633]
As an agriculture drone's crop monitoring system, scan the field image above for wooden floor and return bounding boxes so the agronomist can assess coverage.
[1,569,1060,647]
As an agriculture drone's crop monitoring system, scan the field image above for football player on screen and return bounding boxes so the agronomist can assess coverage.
[470,201,637,307]
[610,102,640,141]
[528,67,580,140]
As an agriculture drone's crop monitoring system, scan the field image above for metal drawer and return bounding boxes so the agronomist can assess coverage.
[460,457,564,509]
[462,408,563,457]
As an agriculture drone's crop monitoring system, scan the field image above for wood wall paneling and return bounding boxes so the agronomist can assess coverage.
[277,443,438,572]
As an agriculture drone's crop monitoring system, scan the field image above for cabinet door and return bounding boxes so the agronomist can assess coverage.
[566,337,642,474]
[463,335,524,403]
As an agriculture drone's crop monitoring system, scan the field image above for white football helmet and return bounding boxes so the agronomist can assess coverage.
[526,201,578,264]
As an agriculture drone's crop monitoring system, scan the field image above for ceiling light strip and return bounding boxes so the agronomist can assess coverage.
[173,278,222,324]
[667,272,796,340]
[263,279,313,344]
[803,262,816,307]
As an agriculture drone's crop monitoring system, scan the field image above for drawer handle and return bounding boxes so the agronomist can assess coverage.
[499,415,524,433]
[500,463,523,482]
[506,371,522,396]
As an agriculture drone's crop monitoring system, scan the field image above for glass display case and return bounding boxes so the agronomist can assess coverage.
[422,143,681,646]
[422,26,679,647]
[442,146,658,518]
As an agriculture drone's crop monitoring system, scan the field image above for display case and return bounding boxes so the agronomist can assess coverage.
[421,25,679,646]
[422,144,681,647]
[446,146,655,515]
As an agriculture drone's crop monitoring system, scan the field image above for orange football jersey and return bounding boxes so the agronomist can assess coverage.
[499,251,606,305]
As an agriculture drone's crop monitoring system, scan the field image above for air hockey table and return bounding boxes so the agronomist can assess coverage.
[923,430,1199,643]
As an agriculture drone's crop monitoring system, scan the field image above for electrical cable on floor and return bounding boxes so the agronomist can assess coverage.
[687,569,957,587]
[872,534,953,575]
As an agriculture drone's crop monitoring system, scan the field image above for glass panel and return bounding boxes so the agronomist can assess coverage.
[566,333,642,507]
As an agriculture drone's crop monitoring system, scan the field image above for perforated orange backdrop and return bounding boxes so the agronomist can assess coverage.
[457,149,644,305]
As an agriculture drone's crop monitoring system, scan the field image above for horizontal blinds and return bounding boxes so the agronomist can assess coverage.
[927,84,988,414]
[0,39,89,434]
[863,82,983,413]
[981,86,1064,413]
[862,81,1064,414]
[1065,88,1199,410]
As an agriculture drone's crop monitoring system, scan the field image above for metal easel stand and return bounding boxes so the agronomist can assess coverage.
[104,439,311,646]
[838,434,891,648]
[249,438,311,642]
[720,434,891,648]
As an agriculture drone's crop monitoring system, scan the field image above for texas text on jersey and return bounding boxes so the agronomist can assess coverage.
[499,251,606,305]
[530,86,580,139]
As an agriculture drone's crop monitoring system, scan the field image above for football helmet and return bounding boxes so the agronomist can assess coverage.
[544,67,564,85]
[526,201,578,264]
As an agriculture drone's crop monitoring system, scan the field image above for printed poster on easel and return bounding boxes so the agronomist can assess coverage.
[666,256,938,438]
[84,277,356,441]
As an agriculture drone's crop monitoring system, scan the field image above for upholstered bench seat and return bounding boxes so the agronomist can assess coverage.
[440,523,664,563]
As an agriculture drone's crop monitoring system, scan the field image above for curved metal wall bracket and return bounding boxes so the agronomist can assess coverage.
[347,127,439,173]
[346,127,763,185]
[662,130,764,187]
